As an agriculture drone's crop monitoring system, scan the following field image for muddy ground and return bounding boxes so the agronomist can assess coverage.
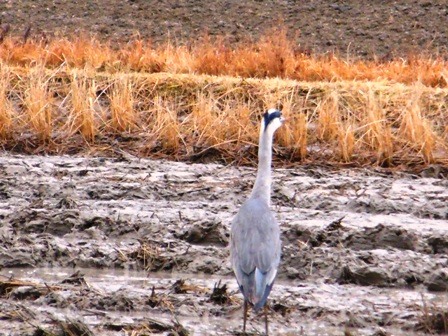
[2,0,448,59]
[2,1,448,335]
[0,154,447,335]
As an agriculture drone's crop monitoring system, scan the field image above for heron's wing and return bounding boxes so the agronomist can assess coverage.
[230,200,281,307]
[231,203,281,272]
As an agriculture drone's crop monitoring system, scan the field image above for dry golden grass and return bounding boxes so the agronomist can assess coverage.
[68,70,97,141]
[22,64,54,141]
[362,88,394,163]
[2,30,448,86]
[0,32,447,169]
[275,90,308,160]
[149,96,183,153]
[398,83,439,164]
[109,74,137,132]
[0,63,13,139]
[317,91,340,142]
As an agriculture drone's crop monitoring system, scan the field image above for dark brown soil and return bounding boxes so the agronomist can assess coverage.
[2,0,448,59]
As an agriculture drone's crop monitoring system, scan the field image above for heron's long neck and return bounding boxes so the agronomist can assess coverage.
[250,129,274,206]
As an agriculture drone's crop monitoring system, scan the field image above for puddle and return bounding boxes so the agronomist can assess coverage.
[0,267,443,335]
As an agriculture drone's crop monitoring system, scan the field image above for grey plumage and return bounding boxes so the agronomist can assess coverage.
[230,108,284,335]
[231,199,281,309]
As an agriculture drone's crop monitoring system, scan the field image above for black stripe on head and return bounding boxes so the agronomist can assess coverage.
[263,109,282,130]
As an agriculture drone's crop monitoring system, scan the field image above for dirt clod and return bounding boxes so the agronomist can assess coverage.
[337,266,391,287]
[209,280,230,305]
[61,271,88,286]
[177,221,229,247]
[426,269,448,292]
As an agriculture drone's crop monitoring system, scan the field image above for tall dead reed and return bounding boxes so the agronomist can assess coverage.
[361,88,393,164]
[147,96,182,153]
[68,71,97,141]
[399,84,437,163]
[108,75,137,132]
[317,91,340,142]
[0,63,13,139]
[22,65,53,141]
[275,91,308,160]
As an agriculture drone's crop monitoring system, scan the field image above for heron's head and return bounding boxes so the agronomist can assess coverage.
[262,108,285,134]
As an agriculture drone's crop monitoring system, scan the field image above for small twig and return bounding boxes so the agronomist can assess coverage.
[23,24,31,44]
[175,186,211,197]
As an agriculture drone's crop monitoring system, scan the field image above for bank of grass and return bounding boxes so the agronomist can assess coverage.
[0,32,447,170]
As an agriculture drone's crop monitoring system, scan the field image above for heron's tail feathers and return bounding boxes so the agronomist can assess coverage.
[252,268,275,311]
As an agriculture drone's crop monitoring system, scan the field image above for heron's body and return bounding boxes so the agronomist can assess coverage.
[230,198,281,310]
[230,108,284,335]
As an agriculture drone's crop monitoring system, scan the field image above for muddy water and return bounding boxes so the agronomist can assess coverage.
[0,154,447,335]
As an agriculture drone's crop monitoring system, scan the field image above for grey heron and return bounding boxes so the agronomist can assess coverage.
[230,108,284,335]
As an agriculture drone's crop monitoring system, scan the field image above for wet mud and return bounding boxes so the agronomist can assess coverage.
[0,154,447,335]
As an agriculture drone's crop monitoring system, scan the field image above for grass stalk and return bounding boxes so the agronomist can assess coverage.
[69,71,97,141]
[399,84,437,163]
[362,88,394,164]
[149,96,182,153]
[23,65,53,141]
[338,121,355,162]
[317,91,340,142]
[109,75,137,133]
[0,63,13,139]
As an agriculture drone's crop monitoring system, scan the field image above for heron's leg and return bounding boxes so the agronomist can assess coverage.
[243,300,248,334]
[264,304,269,336]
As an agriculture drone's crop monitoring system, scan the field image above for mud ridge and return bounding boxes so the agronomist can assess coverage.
[0,154,447,335]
